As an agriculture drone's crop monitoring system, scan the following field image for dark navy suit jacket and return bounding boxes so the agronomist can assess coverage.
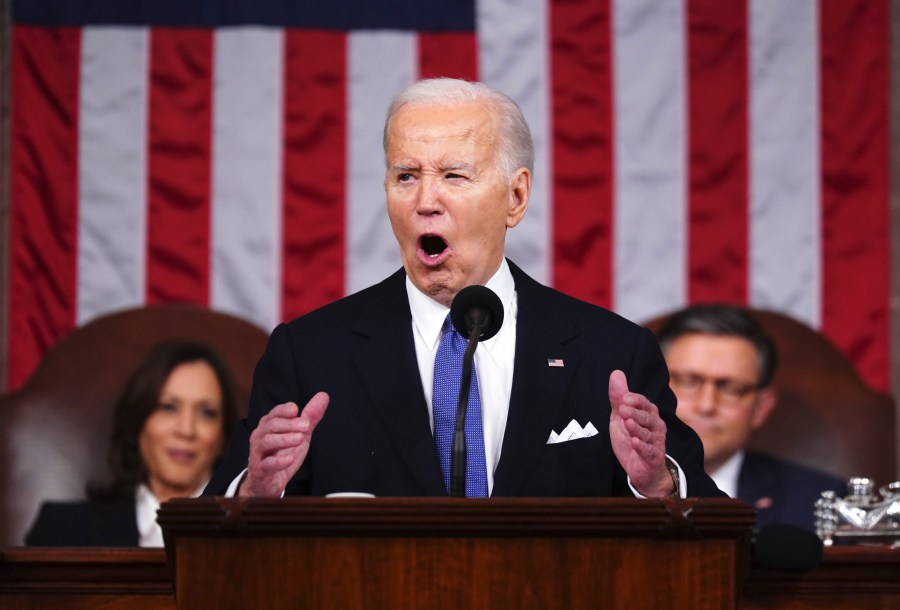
[205,261,722,498]
[738,451,846,532]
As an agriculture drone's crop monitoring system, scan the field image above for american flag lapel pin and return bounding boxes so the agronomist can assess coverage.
[547,358,564,367]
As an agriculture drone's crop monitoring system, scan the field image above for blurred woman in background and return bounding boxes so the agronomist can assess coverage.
[26,340,240,546]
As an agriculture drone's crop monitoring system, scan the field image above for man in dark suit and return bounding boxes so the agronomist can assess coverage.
[655,304,845,530]
[205,78,721,500]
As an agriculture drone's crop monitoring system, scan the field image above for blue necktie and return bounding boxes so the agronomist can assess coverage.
[432,315,489,497]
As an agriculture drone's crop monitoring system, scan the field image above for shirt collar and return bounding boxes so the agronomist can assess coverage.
[406,259,516,351]
[135,483,162,545]
[135,481,208,540]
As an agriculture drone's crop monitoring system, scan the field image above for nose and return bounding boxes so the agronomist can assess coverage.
[175,409,198,437]
[415,176,444,215]
[693,381,719,414]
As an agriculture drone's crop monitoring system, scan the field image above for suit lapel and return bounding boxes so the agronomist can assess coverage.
[492,264,581,496]
[349,270,446,496]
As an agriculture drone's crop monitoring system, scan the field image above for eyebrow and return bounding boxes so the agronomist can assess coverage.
[387,161,477,174]
[440,162,476,173]
[388,163,419,173]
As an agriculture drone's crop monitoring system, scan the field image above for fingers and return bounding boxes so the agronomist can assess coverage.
[621,401,666,456]
[608,369,629,407]
[252,403,302,444]
[299,391,329,430]
[622,414,667,469]
[243,393,330,497]
[255,393,329,441]
[248,405,302,476]
[609,370,666,449]
[609,372,662,427]
[607,371,670,495]
[623,415,667,448]
[267,401,300,419]
[253,452,301,475]
[618,396,662,428]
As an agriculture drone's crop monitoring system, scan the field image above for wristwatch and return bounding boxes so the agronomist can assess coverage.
[665,457,681,498]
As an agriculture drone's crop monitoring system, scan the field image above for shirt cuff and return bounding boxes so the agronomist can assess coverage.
[223,469,246,497]
[223,469,288,498]
[627,454,687,499]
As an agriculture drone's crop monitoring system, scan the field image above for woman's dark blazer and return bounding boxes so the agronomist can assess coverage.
[25,499,139,547]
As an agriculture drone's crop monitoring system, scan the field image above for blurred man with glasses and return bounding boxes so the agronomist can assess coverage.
[656,304,844,532]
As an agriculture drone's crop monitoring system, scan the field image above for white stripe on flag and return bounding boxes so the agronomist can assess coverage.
[478,0,552,286]
[749,0,821,329]
[346,32,415,295]
[612,0,687,324]
[211,27,284,332]
[77,26,149,325]
[477,0,550,485]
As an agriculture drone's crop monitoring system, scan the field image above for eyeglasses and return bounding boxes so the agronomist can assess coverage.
[669,372,760,403]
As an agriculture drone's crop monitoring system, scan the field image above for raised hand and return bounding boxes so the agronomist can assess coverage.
[608,370,673,497]
[239,392,329,497]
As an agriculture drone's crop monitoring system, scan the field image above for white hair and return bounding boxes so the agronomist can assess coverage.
[382,78,535,181]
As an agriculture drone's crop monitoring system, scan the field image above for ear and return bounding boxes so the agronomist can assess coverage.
[506,167,530,228]
[750,387,777,430]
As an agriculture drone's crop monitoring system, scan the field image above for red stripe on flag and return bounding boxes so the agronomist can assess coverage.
[418,33,478,81]
[7,26,81,391]
[281,30,347,321]
[819,0,890,390]
[550,0,614,308]
[686,0,749,304]
[145,29,213,306]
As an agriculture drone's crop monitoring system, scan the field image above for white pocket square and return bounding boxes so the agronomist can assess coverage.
[547,419,599,444]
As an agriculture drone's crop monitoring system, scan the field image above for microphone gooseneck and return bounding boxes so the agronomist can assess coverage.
[448,285,504,497]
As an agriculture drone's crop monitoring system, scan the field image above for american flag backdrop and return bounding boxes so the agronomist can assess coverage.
[5,0,889,393]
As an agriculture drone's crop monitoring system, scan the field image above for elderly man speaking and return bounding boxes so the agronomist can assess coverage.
[205,78,721,501]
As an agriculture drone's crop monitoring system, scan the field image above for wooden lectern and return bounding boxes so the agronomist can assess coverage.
[159,497,754,610]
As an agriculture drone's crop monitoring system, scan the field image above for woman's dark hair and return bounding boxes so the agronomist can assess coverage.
[88,340,240,500]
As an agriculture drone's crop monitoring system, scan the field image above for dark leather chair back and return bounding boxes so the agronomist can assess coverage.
[0,305,269,546]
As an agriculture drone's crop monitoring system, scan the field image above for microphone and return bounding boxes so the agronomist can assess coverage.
[752,523,823,571]
[448,285,504,497]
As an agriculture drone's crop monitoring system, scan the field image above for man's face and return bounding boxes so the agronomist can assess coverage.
[384,100,530,307]
[663,333,775,474]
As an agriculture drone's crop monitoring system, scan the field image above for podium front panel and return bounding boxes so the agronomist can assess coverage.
[159,497,754,610]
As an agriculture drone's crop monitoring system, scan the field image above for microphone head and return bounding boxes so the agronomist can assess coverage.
[450,285,504,342]
[752,523,823,571]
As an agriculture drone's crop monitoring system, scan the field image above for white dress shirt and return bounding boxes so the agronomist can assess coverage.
[136,482,206,547]
[707,451,744,499]
[407,258,517,496]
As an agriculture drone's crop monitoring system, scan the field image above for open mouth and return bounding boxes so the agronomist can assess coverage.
[421,234,448,258]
